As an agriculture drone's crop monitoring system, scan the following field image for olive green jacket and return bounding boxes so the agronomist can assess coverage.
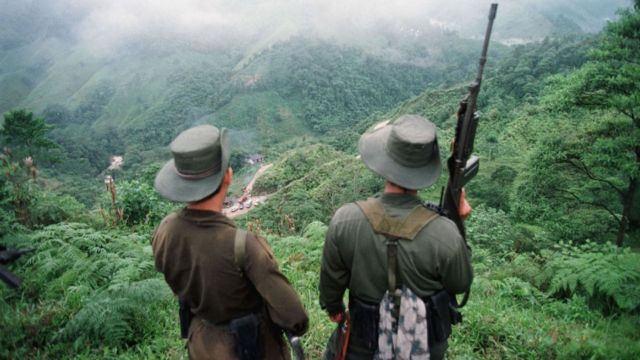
[152,208,308,335]
[319,193,473,315]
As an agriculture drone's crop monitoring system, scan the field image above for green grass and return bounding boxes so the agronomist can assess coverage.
[2,212,639,359]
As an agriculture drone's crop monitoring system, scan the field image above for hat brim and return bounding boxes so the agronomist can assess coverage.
[154,129,231,202]
[358,124,441,190]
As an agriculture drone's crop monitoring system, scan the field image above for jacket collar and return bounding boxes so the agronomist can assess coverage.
[178,207,236,228]
[379,192,423,208]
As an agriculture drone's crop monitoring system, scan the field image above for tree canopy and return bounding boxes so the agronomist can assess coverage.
[1,109,59,164]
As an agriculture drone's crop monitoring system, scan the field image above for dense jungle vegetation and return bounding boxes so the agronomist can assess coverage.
[1,1,639,359]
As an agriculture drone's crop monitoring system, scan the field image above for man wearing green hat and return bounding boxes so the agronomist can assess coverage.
[320,115,473,360]
[152,125,308,359]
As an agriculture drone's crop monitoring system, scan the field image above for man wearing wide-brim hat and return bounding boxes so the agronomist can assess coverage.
[319,115,473,360]
[152,125,308,359]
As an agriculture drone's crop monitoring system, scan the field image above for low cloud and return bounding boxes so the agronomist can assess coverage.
[43,0,499,51]
[5,0,633,54]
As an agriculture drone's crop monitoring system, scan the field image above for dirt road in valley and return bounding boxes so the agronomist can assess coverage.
[224,163,272,218]
[246,163,272,194]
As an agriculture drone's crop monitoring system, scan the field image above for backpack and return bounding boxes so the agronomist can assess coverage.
[356,198,439,360]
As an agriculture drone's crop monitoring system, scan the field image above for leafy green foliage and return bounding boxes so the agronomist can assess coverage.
[466,205,516,255]
[267,221,331,359]
[483,35,594,104]
[112,180,175,226]
[57,278,170,349]
[262,38,435,133]
[241,145,382,235]
[1,145,85,228]
[28,187,85,226]
[0,149,38,226]
[253,144,343,194]
[513,96,637,245]
[540,241,640,313]
[469,165,518,212]
[577,4,640,121]
[1,109,60,164]
[0,223,174,358]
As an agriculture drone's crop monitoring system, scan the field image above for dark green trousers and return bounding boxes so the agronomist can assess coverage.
[323,325,448,360]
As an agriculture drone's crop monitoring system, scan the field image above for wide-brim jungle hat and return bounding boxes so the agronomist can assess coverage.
[358,114,441,190]
[154,125,230,202]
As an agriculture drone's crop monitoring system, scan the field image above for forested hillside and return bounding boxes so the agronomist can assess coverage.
[1,0,639,359]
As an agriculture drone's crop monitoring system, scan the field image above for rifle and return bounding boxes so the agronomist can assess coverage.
[441,3,498,308]
[0,246,34,288]
[334,311,351,360]
[0,264,22,288]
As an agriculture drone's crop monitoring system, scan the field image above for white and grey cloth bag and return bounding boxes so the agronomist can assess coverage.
[373,238,430,360]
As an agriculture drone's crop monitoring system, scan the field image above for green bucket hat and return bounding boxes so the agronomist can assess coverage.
[154,125,230,202]
[358,114,441,190]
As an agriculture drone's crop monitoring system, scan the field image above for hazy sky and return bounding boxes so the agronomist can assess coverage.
[2,0,632,54]
[67,0,481,49]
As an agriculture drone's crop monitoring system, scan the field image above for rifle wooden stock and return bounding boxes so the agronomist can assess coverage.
[335,312,351,360]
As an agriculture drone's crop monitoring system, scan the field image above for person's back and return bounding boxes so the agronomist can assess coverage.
[320,115,473,360]
[151,125,308,359]
[322,193,471,304]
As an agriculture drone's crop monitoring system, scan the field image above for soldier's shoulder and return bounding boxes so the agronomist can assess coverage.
[241,228,275,260]
[331,202,367,223]
[154,212,180,232]
[420,214,463,245]
[162,212,180,223]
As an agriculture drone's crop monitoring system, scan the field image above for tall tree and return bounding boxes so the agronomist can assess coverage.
[572,1,639,246]
[1,109,59,164]
[518,2,640,246]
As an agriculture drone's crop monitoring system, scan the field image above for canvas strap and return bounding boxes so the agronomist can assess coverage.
[356,198,439,240]
[387,239,398,294]
[234,229,247,274]
[387,238,402,329]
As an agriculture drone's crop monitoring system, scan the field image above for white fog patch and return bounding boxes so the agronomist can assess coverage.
[11,0,632,55]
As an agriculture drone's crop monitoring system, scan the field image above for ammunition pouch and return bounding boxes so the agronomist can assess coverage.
[350,291,462,349]
[228,313,262,360]
[349,297,380,351]
[427,290,462,345]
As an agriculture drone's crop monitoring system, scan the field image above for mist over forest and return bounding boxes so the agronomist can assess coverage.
[0,0,631,159]
[1,0,630,50]
[1,0,639,359]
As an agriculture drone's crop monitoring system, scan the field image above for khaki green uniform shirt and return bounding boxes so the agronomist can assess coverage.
[319,193,473,314]
[152,208,308,335]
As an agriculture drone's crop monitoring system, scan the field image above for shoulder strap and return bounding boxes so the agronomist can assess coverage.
[234,229,247,273]
[387,238,399,294]
[387,238,402,328]
[356,198,440,240]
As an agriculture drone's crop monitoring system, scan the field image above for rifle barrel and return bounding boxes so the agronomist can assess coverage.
[456,3,498,170]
